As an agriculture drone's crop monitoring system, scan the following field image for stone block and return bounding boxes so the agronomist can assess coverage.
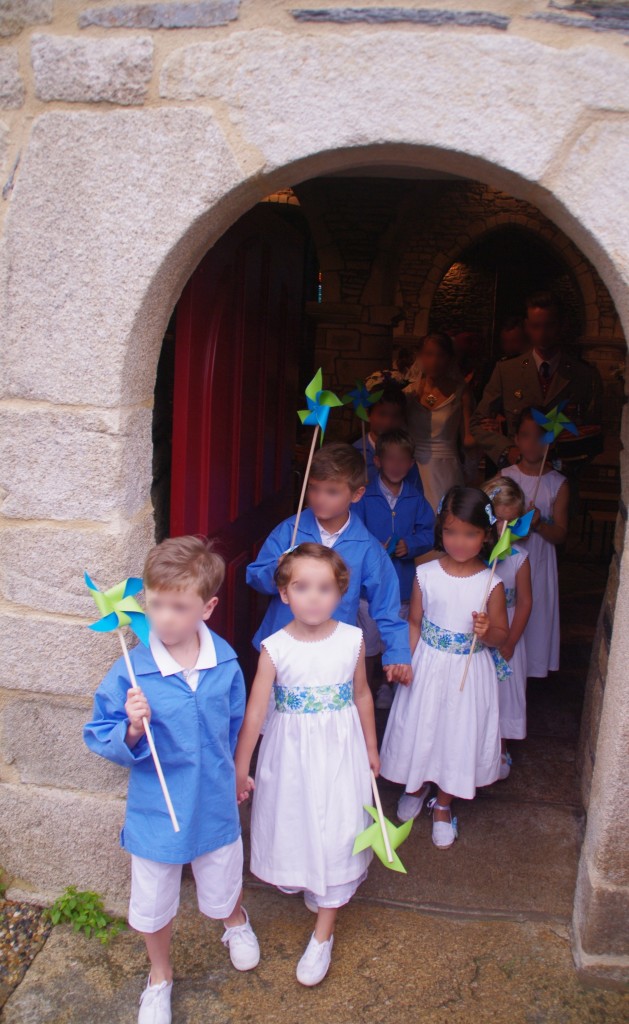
[0,50,24,109]
[1,109,243,407]
[574,859,629,957]
[0,405,152,521]
[31,34,153,106]
[291,7,509,29]
[0,512,154,616]
[0,697,127,795]
[0,611,120,697]
[0,0,51,38]
[79,0,239,29]
[0,782,129,909]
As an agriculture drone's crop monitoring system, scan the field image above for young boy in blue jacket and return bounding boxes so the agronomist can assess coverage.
[353,383,422,492]
[84,537,260,1024]
[247,443,411,685]
[353,429,434,707]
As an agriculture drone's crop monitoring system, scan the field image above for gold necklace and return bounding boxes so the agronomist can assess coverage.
[425,393,437,407]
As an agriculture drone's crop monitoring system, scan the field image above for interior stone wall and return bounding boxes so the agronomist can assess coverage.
[0,0,628,987]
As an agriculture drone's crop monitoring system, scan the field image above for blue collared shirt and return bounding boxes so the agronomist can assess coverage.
[353,436,423,492]
[83,626,245,864]
[246,507,411,665]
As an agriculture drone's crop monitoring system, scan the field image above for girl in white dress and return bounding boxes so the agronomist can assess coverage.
[234,543,379,988]
[405,333,477,511]
[482,475,533,779]
[502,408,568,679]
[380,486,509,849]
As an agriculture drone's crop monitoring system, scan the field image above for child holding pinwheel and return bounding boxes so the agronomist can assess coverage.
[235,543,379,987]
[502,408,568,678]
[379,487,509,849]
[84,537,260,1024]
[482,476,533,779]
[351,382,422,491]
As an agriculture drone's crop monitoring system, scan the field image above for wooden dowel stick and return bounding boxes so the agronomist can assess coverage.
[361,420,369,484]
[370,770,394,864]
[530,443,549,507]
[459,519,508,693]
[291,425,320,549]
[119,631,181,833]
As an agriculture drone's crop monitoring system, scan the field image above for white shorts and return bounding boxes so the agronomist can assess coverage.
[357,599,410,657]
[128,837,244,933]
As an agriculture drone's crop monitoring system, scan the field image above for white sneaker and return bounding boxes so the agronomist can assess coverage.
[375,683,393,710]
[296,933,334,986]
[138,977,172,1024]
[498,752,512,780]
[221,907,260,971]
[304,891,318,913]
[397,783,430,822]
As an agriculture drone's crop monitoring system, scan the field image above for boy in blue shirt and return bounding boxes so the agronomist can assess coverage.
[84,537,259,1024]
[353,383,422,491]
[354,429,435,707]
[247,443,411,684]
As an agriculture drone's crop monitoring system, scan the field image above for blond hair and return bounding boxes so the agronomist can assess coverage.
[309,443,365,494]
[143,536,225,602]
[274,542,350,595]
[482,475,526,517]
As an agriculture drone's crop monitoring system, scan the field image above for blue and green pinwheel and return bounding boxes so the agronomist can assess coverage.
[342,380,384,422]
[531,402,578,444]
[488,509,535,564]
[84,572,149,646]
[298,368,343,441]
[353,805,413,873]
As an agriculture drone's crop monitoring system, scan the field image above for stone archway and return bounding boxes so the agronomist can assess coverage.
[2,27,629,988]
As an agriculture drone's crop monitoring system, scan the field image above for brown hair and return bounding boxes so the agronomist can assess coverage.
[143,536,225,602]
[482,475,526,517]
[309,442,365,493]
[375,428,415,459]
[274,542,350,595]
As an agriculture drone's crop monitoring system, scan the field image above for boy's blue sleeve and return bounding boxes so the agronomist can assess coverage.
[246,520,292,595]
[228,664,247,756]
[83,663,152,768]
[353,496,367,526]
[401,496,435,559]
[362,543,411,665]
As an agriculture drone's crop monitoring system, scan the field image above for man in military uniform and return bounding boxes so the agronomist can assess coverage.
[471,292,602,467]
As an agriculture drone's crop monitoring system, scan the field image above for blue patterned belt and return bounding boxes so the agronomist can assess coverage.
[274,681,353,714]
[421,617,511,682]
[504,587,516,609]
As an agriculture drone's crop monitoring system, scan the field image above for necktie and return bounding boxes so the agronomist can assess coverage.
[539,360,551,397]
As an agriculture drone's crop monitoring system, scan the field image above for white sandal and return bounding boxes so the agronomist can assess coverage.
[427,798,458,849]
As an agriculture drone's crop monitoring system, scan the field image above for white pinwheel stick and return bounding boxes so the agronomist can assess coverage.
[117,631,180,833]
[459,519,509,694]
[370,770,394,864]
[291,424,320,549]
[530,444,549,507]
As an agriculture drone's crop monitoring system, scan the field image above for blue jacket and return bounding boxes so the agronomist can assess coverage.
[353,479,435,602]
[353,436,423,492]
[83,629,245,864]
[246,507,411,665]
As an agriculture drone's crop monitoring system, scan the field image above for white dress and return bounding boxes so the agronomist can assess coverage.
[495,549,529,739]
[380,559,502,800]
[502,467,564,678]
[406,386,465,512]
[250,622,372,905]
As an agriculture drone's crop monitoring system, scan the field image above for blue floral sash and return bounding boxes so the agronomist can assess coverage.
[421,617,511,682]
[274,681,353,714]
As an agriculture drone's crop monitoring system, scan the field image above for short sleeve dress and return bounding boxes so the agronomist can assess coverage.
[495,548,529,739]
[250,622,373,905]
[380,558,502,799]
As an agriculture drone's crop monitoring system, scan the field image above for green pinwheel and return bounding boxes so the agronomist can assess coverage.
[342,380,383,423]
[353,771,413,874]
[84,572,149,646]
[531,401,578,444]
[298,368,343,439]
[488,509,535,564]
[84,571,180,833]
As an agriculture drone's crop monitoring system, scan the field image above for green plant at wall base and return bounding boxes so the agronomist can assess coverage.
[45,886,126,944]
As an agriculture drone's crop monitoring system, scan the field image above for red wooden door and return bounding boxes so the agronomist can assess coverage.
[170,205,306,672]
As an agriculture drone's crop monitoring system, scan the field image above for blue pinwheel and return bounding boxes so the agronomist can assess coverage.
[84,572,149,646]
[488,509,535,564]
[298,368,343,439]
[342,380,384,423]
[531,401,578,444]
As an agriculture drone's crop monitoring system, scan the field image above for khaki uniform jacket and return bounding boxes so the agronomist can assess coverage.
[470,349,603,464]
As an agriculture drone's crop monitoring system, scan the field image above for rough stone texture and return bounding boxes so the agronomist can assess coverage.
[0,0,52,38]
[0,406,152,522]
[0,698,127,796]
[4,889,629,1023]
[0,613,120,697]
[0,783,128,906]
[574,859,629,957]
[0,109,244,408]
[0,514,154,616]
[31,34,153,105]
[79,0,239,29]
[292,7,510,29]
[531,9,629,32]
[0,51,25,110]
